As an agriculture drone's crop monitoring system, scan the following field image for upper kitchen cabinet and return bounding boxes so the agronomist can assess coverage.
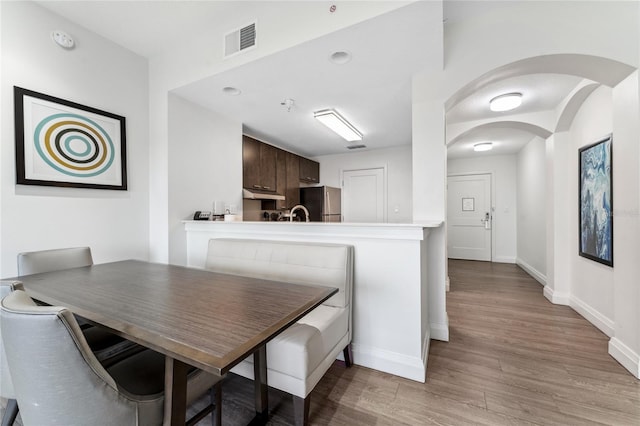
[299,157,320,184]
[274,148,288,209]
[285,152,301,207]
[243,136,277,192]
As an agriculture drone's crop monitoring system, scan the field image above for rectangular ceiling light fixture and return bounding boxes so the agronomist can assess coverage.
[313,109,362,141]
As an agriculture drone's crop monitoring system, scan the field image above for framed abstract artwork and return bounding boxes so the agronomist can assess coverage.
[14,86,127,190]
[579,134,613,267]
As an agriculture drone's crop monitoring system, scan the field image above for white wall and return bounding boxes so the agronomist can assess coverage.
[167,94,242,266]
[516,137,547,282]
[443,1,638,90]
[315,146,412,223]
[610,71,640,377]
[545,132,572,304]
[412,72,448,343]
[0,2,149,276]
[546,72,640,379]
[149,2,411,263]
[447,154,518,263]
[567,86,615,330]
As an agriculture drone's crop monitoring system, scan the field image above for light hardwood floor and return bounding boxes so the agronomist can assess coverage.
[193,260,640,425]
[3,260,640,424]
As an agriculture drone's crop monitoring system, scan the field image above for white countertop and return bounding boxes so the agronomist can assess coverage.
[183,219,442,241]
[183,220,443,228]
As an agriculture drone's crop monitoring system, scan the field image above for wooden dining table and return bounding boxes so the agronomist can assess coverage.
[10,259,337,425]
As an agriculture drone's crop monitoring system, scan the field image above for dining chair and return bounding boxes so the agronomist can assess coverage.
[1,289,222,426]
[0,281,22,426]
[17,247,141,366]
[17,246,94,276]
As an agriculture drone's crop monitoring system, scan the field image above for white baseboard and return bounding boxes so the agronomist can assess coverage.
[422,328,431,381]
[609,337,640,379]
[543,285,570,305]
[543,287,613,337]
[430,316,449,341]
[569,295,614,337]
[493,256,516,264]
[516,258,546,285]
[352,342,426,382]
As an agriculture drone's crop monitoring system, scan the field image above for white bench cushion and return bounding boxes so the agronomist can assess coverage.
[297,305,348,359]
[231,305,348,380]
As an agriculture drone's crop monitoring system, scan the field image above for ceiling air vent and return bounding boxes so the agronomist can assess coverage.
[346,144,367,150]
[224,22,257,57]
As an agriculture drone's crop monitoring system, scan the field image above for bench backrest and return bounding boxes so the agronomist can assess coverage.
[205,239,353,309]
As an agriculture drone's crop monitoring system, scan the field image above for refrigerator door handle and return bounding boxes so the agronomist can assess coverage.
[325,189,331,218]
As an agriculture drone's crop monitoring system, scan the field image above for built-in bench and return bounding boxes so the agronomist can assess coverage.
[205,238,354,425]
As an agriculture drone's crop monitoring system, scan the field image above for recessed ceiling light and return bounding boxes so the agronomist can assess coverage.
[51,30,74,49]
[473,142,493,152]
[329,51,352,65]
[489,92,522,112]
[222,86,241,96]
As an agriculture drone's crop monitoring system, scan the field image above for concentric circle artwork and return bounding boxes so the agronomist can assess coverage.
[33,113,115,178]
[15,87,127,190]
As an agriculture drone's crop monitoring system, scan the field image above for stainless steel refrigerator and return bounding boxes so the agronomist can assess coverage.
[300,186,341,222]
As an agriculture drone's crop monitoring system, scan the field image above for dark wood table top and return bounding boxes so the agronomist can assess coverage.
[13,260,337,376]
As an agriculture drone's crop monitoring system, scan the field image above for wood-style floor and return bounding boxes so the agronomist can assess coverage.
[196,259,640,424]
[3,260,639,424]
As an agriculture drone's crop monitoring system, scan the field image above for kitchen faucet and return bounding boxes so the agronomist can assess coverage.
[290,205,310,222]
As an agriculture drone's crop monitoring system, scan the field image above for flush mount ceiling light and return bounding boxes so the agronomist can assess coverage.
[489,92,522,112]
[51,30,75,49]
[222,86,241,96]
[313,109,362,142]
[473,142,493,152]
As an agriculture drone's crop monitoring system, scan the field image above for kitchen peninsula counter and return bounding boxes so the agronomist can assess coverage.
[183,220,446,382]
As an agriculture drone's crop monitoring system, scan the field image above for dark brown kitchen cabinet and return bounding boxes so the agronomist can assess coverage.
[299,157,320,183]
[285,152,301,207]
[243,136,277,192]
[274,148,287,209]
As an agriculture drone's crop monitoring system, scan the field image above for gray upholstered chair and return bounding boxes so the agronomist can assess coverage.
[17,246,94,276]
[17,247,140,366]
[0,281,22,426]
[1,290,222,426]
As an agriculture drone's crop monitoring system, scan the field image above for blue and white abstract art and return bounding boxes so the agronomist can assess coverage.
[579,135,613,267]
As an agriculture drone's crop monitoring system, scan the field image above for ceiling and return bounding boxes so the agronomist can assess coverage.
[172,4,433,156]
[446,73,582,159]
[36,1,243,58]
[36,1,584,159]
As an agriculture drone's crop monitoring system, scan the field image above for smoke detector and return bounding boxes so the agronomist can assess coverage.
[281,99,295,112]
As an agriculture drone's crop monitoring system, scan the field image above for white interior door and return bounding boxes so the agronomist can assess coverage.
[342,168,385,223]
[447,174,492,261]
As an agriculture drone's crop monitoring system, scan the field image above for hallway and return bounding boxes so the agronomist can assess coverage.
[430,260,640,424]
[300,260,640,424]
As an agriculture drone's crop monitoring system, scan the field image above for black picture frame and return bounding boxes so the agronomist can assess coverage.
[14,86,127,190]
[578,134,613,267]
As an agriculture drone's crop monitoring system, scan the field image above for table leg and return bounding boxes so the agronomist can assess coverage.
[163,356,189,426]
[253,345,268,422]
